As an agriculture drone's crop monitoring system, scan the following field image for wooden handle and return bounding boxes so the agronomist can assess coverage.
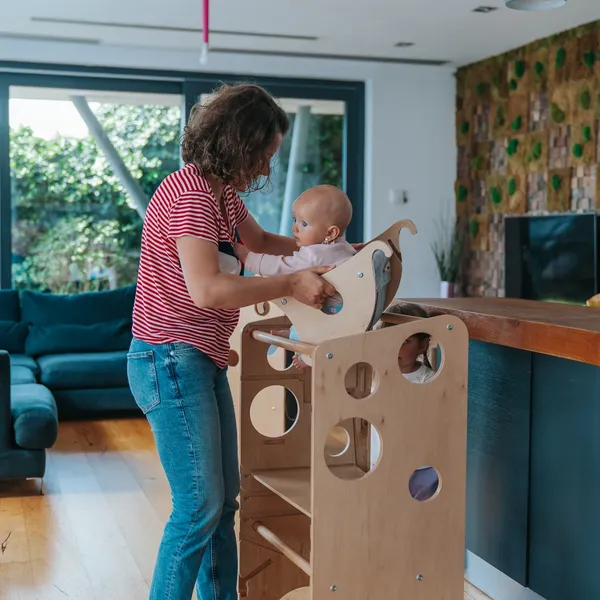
[251,330,316,357]
[253,522,312,576]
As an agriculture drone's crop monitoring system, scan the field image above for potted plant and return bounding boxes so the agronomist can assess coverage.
[430,213,464,298]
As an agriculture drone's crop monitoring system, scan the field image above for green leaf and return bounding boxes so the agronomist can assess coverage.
[530,140,543,161]
[514,59,526,78]
[460,121,470,135]
[495,105,506,128]
[506,138,519,156]
[579,89,592,111]
[534,61,544,76]
[583,51,595,69]
[550,102,566,124]
[555,47,566,69]
[509,79,518,91]
[507,178,517,196]
[469,219,480,238]
[476,82,488,97]
[511,115,522,132]
[582,125,593,142]
[470,156,484,171]
[573,143,583,158]
[551,174,562,191]
[457,185,468,202]
[490,187,502,205]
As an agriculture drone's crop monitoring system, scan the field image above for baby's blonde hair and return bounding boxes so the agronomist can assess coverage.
[295,185,352,232]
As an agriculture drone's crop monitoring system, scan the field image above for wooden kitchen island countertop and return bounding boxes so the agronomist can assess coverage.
[397,298,600,367]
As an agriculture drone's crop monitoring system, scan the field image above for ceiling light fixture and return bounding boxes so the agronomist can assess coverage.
[473,6,498,13]
[505,0,566,10]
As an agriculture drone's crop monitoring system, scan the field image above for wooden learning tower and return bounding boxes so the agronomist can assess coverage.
[235,221,469,600]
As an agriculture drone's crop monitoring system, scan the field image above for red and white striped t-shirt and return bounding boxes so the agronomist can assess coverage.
[132,163,248,368]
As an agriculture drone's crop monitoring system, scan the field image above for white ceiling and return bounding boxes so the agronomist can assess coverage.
[2,0,599,67]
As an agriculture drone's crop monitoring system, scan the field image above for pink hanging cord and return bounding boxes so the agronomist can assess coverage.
[200,0,209,64]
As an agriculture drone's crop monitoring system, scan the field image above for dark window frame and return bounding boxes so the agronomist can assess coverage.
[0,61,365,288]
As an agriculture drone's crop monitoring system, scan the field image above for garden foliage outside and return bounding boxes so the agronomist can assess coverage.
[10,103,343,293]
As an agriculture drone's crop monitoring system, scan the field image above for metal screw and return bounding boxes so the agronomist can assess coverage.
[330,585,338,592]
[326,353,333,359]
[357,272,364,278]
[446,324,453,330]
[281,299,287,305]
[416,574,423,581]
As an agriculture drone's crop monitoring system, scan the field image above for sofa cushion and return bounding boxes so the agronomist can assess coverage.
[26,319,132,357]
[53,387,137,420]
[0,320,29,354]
[21,285,136,326]
[10,354,40,375]
[0,290,20,321]
[37,351,128,390]
[11,383,58,450]
[11,365,36,385]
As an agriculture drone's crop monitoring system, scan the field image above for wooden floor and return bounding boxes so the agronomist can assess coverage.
[0,419,490,600]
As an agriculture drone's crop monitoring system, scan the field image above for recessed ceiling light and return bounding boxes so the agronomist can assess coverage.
[505,0,566,9]
[395,42,415,48]
[473,6,498,12]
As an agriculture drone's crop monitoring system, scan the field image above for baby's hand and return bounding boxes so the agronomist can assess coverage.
[234,243,249,262]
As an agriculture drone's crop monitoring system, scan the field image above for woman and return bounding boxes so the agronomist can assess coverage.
[127,83,337,600]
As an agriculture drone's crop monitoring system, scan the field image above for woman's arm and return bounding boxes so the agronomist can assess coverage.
[176,236,335,310]
[237,213,297,256]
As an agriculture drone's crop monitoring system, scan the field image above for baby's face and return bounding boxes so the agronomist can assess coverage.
[291,198,331,247]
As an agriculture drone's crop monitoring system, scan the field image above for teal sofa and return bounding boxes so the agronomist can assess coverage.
[0,350,57,481]
[0,285,138,482]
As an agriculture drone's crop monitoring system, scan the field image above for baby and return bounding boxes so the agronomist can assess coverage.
[235,185,356,367]
[235,184,355,280]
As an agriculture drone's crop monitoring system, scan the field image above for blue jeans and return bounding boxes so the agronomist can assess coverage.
[127,338,239,600]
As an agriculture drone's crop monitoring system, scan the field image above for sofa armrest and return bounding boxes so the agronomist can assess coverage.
[0,351,11,451]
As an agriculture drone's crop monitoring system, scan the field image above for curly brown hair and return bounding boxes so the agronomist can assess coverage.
[181,83,290,192]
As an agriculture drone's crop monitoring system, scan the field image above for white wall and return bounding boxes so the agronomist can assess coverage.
[0,40,457,297]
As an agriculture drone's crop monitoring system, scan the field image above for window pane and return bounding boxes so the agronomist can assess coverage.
[9,87,182,292]
[198,94,345,235]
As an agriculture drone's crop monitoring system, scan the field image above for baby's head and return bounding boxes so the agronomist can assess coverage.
[377,303,431,371]
[291,185,352,247]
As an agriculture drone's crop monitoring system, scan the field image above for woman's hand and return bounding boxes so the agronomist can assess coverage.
[234,243,249,262]
[289,267,336,309]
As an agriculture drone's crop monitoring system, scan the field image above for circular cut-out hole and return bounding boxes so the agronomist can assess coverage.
[321,292,344,316]
[267,344,289,371]
[250,386,299,438]
[280,587,310,600]
[344,362,378,399]
[325,425,351,458]
[325,418,380,480]
[398,332,440,384]
[409,467,441,501]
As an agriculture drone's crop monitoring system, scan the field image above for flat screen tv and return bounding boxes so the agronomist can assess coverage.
[505,213,599,305]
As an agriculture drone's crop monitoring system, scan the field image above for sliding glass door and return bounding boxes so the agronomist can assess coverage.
[8,85,182,292]
[0,65,364,290]
[185,77,364,244]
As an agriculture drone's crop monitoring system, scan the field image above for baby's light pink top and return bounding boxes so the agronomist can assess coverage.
[245,240,356,276]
